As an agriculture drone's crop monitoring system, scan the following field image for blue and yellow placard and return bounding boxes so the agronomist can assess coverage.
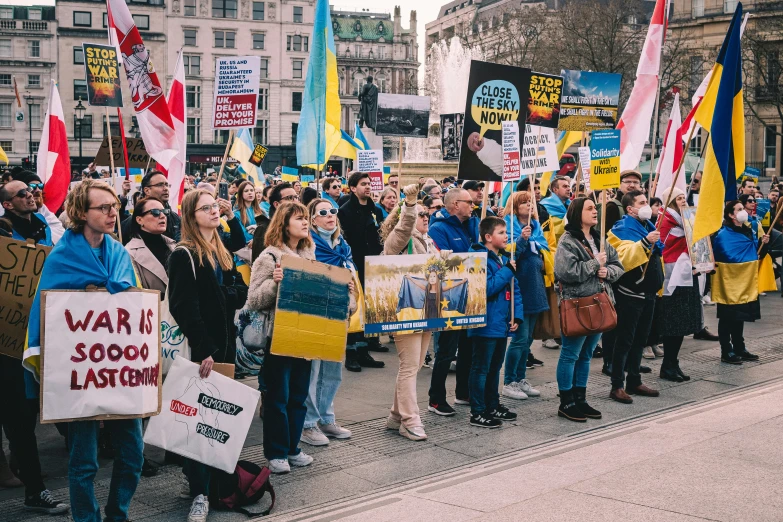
[589,129,621,190]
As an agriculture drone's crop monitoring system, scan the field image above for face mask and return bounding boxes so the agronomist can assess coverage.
[636,205,652,221]
[735,210,749,224]
[316,225,336,236]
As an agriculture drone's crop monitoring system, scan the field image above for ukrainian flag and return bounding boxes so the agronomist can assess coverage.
[354,121,371,150]
[711,224,760,305]
[230,128,263,182]
[297,0,341,170]
[607,215,662,272]
[0,143,8,165]
[692,5,745,244]
[540,194,568,252]
[540,130,581,195]
[396,276,469,322]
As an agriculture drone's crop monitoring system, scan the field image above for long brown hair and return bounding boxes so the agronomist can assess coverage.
[179,189,233,271]
[263,201,313,250]
[235,180,262,226]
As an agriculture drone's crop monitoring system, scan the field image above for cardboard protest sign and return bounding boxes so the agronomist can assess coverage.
[681,207,715,273]
[578,146,592,191]
[375,94,431,138]
[95,137,149,168]
[502,121,521,182]
[213,56,260,130]
[144,357,259,473]
[440,113,463,161]
[0,238,51,359]
[271,255,352,362]
[40,289,161,423]
[757,199,771,228]
[527,72,563,129]
[249,144,268,167]
[519,125,559,176]
[364,252,488,335]
[559,70,622,131]
[82,43,123,107]
[589,129,621,190]
[458,60,532,182]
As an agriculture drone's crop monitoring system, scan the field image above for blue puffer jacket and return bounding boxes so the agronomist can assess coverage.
[428,208,479,253]
[468,243,524,338]
[505,215,549,316]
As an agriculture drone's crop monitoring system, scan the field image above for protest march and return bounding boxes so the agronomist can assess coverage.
[2,0,783,521]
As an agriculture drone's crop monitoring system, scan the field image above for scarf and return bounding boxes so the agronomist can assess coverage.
[540,194,568,219]
[311,231,356,270]
[504,214,549,252]
[139,230,171,268]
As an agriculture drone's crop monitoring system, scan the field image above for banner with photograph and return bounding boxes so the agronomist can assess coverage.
[558,70,622,131]
[144,357,260,473]
[681,207,715,273]
[458,60,532,182]
[212,56,260,130]
[40,289,161,423]
[440,113,464,161]
[82,43,123,107]
[589,129,621,190]
[527,72,563,129]
[364,252,488,335]
[375,94,431,138]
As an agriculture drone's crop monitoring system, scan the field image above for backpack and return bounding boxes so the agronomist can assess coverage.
[209,460,276,517]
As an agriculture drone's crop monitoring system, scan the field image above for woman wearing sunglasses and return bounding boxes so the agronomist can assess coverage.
[125,197,174,295]
[296,199,358,448]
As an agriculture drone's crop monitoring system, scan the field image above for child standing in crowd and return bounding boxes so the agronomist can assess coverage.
[467,216,524,428]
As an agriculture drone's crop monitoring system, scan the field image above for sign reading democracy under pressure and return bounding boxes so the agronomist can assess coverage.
[589,129,621,190]
[213,56,260,129]
[82,42,123,107]
[40,289,162,423]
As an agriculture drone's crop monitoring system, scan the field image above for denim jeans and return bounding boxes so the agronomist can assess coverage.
[68,419,143,522]
[469,337,507,415]
[557,333,602,391]
[611,293,655,389]
[263,353,312,460]
[183,458,212,497]
[504,314,538,385]
[304,360,342,428]
[428,329,472,404]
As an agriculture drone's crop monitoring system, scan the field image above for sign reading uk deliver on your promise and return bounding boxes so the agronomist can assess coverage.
[212,56,260,130]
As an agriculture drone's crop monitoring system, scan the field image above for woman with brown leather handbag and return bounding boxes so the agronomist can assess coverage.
[554,197,624,423]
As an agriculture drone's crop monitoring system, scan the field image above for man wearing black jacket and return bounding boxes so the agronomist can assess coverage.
[121,171,180,244]
[338,171,385,371]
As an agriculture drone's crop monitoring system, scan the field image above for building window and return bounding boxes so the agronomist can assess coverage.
[27,74,40,88]
[292,91,302,112]
[103,115,120,138]
[0,74,10,86]
[0,8,12,19]
[253,1,264,20]
[293,5,303,23]
[28,8,41,20]
[184,55,201,75]
[29,104,41,129]
[212,0,237,19]
[74,11,91,27]
[214,31,235,48]
[692,0,704,17]
[259,59,268,79]
[133,15,149,30]
[74,79,88,101]
[0,103,10,127]
[103,12,108,28]
[185,0,196,16]
[184,29,197,46]
[689,129,702,154]
[0,40,10,58]
[75,114,93,138]
[186,85,201,108]
[378,46,385,60]
[74,46,84,64]
[287,35,308,52]
[0,141,11,153]
[291,122,298,143]
[258,87,268,110]
[293,60,303,79]
[29,40,40,58]
[30,141,39,154]
[354,45,361,58]
[187,117,200,143]
[253,33,265,50]
[253,119,268,143]
[214,129,231,144]
[724,0,738,13]
[689,56,702,95]
[765,127,778,170]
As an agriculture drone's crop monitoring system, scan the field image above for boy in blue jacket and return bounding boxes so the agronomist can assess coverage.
[468,216,524,428]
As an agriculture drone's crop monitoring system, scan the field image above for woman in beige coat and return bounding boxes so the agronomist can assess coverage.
[380,184,437,441]
[125,197,175,296]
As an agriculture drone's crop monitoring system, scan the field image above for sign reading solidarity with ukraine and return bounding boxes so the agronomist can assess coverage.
[458,60,532,182]
[40,289,161,423]
[589,129,621,190]
[213,56,260,129]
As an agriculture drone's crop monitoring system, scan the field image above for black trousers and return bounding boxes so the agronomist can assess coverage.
[662,335,685,366]
[611,293,656,390]
[602,328,616,366]
[718,318,746,356]
[428,329,473,404]
[0,356,45,497]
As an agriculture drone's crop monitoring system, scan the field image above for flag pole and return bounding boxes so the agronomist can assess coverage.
[647,5,669,202]
[396,137,403,200]
[685,131,709,202]
[216,130,235,186]
[105,108,123,244]
[528,126,543,226]
[600,189,606,253]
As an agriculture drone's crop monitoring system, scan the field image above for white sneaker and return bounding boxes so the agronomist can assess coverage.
[517,379,541,397]
[320,422,351,439]
[543,339,560,349]
[187,494,209,522]
[642,346,655,359]
[702,295,715,306]
[453,397,470,405]
[502,382,528,400]
[399,424,427,441]
[288,451,314,467]
[652,344,664,357]
[268,458,290,474]
[300,426,329,446]
[386,416,401,430]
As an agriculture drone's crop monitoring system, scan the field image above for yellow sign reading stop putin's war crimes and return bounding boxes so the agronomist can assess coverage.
[83,42,123,107]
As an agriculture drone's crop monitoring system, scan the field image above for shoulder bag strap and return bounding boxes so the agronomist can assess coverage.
[174,246,197,278]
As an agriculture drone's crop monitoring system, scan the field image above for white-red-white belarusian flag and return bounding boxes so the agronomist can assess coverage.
[106,0,177,170]
[616,0,667,172]
[653,92,686,199]
[160,50,187,212]
[36,80,71,212]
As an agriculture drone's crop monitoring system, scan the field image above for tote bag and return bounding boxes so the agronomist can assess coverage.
[160,248,195,375]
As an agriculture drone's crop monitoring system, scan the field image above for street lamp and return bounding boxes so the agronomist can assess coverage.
[75,98,86,174]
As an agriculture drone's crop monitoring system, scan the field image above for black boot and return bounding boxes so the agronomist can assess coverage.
[659,361,684,382]
[345,351,362,372]
[557,389,586,422]
[674,360,690,381]
[573,386,601,419]
[357,348,385,368]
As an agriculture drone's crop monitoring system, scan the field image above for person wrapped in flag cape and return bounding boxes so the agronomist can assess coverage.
[504,191,554,288]
[539,175,570,253]
[396,258,468,322]
[738,193,777,294]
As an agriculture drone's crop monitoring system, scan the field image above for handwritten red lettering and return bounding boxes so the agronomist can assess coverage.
[70,370,82,390]
[170,399,197,416]
[89,343,105,363]
[65,309,93,332]
[71,342,87,363]
[116,308,131,335]
[107,344,122,362]
[91,310,114,333]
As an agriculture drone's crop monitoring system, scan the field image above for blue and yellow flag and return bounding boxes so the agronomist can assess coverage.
[692,5,744,243]
[396,276,469,322]
[230,128,263,183]
[711,224,759,305]
[296,0,341,170]
[354,121,371,150]
[540,193,568,251]
[607,215,663,272]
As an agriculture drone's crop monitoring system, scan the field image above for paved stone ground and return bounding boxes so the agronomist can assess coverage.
[3,292,783,521]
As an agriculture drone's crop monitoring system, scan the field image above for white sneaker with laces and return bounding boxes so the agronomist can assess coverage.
[320,422,351,439]
[517,379,540,397]
[543,339,560,349]
[453,398,470,405]
[300,426,329,446]
[642,346,655,359]
[268,458,290,474]
[187,494,209,522]
[502,382,528,400]
[288,451,314,467]
[399,424,427,441]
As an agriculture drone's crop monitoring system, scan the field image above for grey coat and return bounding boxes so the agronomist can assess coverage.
[125,236,176,295]
[554,228,624,305]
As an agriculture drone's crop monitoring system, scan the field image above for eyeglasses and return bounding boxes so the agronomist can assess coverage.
[148,182,172,189]
[622,180,641,186]
[388,180,399,186]
[12,187,32,199]
[88,204,120,215]
[429,204,444,211]
[329,185,340,190]
[195,202,220,213]
[140,208,170,218]
[28,183,44,191]
[315,208,338,217]
[280,194,300,202]
[455,199,473,205]
[417,212,429,218]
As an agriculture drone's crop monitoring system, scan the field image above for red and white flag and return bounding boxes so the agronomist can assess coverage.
[36,80,71,213]
[653,93,686,198]
[106,0,178,170]
[160,51,187,212]
[616,0,668,172]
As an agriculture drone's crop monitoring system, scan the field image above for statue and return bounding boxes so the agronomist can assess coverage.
[358,76,378,131]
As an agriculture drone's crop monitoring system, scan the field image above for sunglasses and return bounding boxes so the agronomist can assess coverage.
[746,199,756,203]
[280,194,300,202]
[28,183,44,191]
[315,208,338,217]
[429,205,444,211]
[12,187,32,199]
[140,208,170,218]
[417,212,429,218]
